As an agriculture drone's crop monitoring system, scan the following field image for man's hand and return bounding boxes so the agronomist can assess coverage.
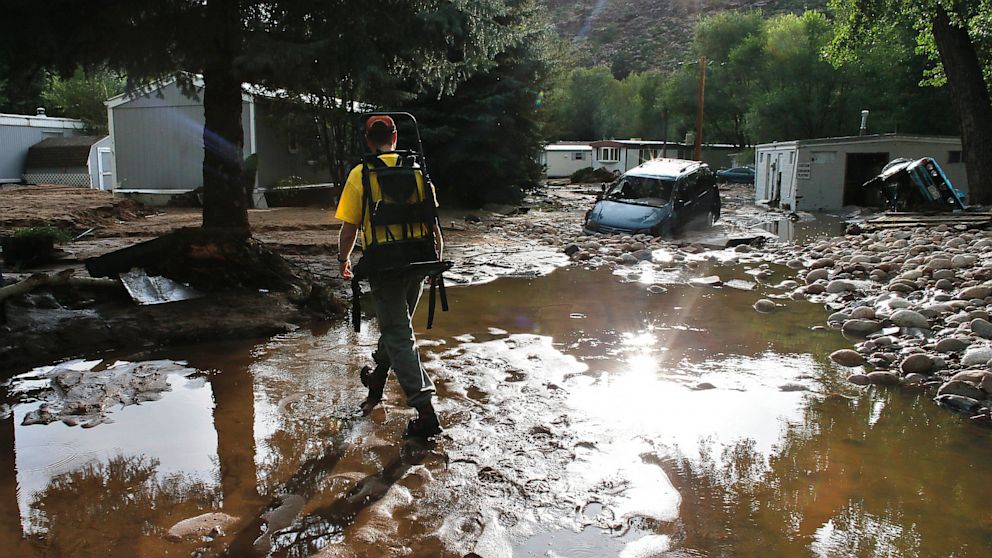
[338,222,359,280]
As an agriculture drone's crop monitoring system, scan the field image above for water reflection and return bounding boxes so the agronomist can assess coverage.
[759,213,847,244]
[2,266,991,557]
[664,390,992,557]
[26,455,220,556]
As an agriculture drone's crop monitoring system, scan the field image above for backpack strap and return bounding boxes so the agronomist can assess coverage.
[352,155,391,334]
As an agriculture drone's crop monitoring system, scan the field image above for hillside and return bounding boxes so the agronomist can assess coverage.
[543,0,828,73]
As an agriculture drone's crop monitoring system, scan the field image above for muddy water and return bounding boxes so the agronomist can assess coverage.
[3,265,992,557]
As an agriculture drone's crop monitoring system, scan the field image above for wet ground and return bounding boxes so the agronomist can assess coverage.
[4,258,992,557]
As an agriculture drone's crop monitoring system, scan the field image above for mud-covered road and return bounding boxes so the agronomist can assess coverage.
[3,184,992,556]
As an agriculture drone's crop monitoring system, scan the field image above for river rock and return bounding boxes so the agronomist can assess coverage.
[850,306,876,320]
[753,299,776,313]
[957,286,992,300]
[934,394,982,414]
[927,257,952,271]
[620,253,638,265]
[805,268,829,284]
[952,254,974,268]
[830,349,865,367]
[805,283,826,295]
[847,374,870,386]
[842,319,882,337]
[903,373,927,386]
[564,244,580,257]
[970,318,992,339]
[689,276,722,287]
[937,380,987,401]
[981,374,992,394]
[810,258,835,269]
[900,353,934,375]
[787,259,805,270]
[949,370,991,384]
[867,371,901,385]
[935,278,955,291]
[167,512,239,541]
[826,280,857,294]
[827,312,850,324]
[935,337,970,353]
[890,309,929,329]
[961,346,992,367]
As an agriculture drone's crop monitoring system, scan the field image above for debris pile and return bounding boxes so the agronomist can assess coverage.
[19,359,195,427]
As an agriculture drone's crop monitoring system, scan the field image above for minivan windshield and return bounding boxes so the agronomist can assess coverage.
[606,175,675,204]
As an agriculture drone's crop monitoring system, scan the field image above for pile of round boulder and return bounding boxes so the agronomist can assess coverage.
[564,234,671,266]
[765,224,992,423]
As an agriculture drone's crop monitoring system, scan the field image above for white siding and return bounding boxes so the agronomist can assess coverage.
[758,136,968,211]
[544,148,593,178]
[111,81,253,191]
[0,117,84,182]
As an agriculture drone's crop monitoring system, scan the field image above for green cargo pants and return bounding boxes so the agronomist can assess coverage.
[369,273,436,408]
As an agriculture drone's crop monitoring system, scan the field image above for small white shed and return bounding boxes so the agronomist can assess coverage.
[106,76,332,204]
[755,134,968,211]
[542,144,594,178]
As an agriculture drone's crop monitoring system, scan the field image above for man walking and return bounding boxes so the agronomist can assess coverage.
[335,115,444,439]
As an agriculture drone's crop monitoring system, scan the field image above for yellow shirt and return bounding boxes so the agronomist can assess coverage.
[335,153,439,246]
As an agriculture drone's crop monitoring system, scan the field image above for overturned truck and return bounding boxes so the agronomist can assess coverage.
[862,157,967,212]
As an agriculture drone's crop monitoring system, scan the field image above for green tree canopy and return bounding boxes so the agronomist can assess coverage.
[41,67,125,135]
[829,0,992,203]
[2,0,516,228]
[403,0,554,207]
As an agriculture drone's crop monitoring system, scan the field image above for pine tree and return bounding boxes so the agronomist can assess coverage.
[1,0,513,228]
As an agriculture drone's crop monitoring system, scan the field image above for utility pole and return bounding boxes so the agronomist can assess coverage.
[694,55,706,161]
[662,107,669,158]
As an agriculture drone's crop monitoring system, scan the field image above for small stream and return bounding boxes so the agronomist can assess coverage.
[2,262,992,557]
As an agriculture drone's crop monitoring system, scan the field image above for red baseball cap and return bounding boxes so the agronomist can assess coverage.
[365,115,396,133]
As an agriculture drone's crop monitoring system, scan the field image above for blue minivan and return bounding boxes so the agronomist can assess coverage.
[583,158,721,236]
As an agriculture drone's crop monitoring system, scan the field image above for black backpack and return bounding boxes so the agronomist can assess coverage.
[350,153,452,332]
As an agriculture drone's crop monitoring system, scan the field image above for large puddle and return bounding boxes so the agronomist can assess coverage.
[3,265,992,557]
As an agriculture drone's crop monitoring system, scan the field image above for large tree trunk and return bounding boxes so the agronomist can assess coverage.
[932,6,992,205]
[202,0,249,230]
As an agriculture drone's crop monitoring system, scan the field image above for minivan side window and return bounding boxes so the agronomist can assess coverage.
[697,169,715,190]
[680,173,699,199]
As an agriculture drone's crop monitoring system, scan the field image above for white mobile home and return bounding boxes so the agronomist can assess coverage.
[755,134,967,211]
[590,140,681,174]
[107,78,331,204]
[0,111,85,183]
[542,143,594,177]
[590,139,739,174]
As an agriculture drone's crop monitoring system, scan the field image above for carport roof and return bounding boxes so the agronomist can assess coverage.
[24,136,105,169]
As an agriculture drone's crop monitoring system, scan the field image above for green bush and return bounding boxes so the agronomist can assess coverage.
[12,226,73,243]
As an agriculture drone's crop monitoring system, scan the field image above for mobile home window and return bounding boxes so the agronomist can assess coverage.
[789,152,795,164]
[599,147,620,162]
[574,152,585,161]
[639,148,659,164]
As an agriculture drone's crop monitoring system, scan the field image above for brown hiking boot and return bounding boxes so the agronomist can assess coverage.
[359,364,388,416]
[404,401,442,439]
